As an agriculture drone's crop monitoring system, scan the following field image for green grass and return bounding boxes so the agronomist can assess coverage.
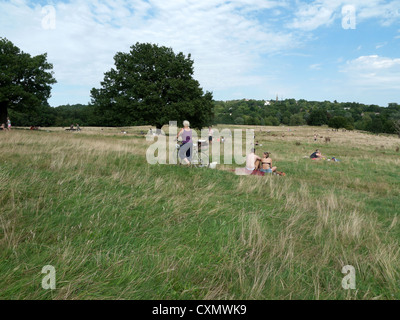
[1,126,400,300]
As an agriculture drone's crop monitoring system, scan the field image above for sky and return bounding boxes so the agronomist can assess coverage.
[1,0,399,107]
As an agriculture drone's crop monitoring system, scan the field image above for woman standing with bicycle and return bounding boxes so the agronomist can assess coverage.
[177,120,193,165]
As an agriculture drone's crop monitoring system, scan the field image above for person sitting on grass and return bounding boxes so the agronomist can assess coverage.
[260,152,277,174]
[245,148,262,172]
[310,149,324,160]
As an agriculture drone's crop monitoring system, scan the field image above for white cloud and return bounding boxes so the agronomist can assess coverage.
[287,1,338,31]
[357,1,400,26]
[0,0,298,105]
[341,55,400,89]
[1,0,400,106]
[310,63,322,70]
[287,0,400,31]
[376,42,388,49]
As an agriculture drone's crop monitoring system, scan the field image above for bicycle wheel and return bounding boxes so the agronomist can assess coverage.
[197,151,210,168]
[190,148,199,166]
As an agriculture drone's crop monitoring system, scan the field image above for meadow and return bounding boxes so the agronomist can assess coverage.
[1,125,399,300]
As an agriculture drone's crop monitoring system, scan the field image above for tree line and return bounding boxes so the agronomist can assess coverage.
[213,99,400,135]
[9,99,400,136]
[2,37,399,136]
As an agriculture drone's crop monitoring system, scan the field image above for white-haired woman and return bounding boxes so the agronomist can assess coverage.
[177,120,193,165]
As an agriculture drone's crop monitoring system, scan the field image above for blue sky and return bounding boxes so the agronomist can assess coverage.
[1,0,399,107]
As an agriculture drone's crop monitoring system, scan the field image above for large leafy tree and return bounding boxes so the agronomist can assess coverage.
[91,42,214,130]
[0,38,56,125]
[328,116,349,130]
[307,109,328,126]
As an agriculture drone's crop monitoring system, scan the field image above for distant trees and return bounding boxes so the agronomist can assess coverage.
[393,120,400,138]
[368,117,384,133]
[211,99,399,136]
[8,96,400,137]
[307,109,328,126]
[352,112,396,134]
[9,103,56,127]
[235,117,244,125]
[391,112,400,138]
[53,104,97,127]
[91,42,214,130]
[328,116,353,130]
[2,37,398,137]
[266,116,280,126]
[289,114,306,126]
[281,111,292,125]
[0,38,56,125]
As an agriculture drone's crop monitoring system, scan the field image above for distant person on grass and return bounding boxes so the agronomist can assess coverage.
[7,117,11,131]
[310,149,324,160]
[208,126,213,144]
[260,152,277,174]
[1,123,6,131]
[245,149,262,172]
[177,120,193,166]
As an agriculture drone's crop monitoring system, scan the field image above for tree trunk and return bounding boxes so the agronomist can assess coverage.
[0,101,7,126]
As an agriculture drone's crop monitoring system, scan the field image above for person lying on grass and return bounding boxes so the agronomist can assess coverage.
[259,152,277,174]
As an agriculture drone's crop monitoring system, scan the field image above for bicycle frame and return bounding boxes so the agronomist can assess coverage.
[176,141,209,168]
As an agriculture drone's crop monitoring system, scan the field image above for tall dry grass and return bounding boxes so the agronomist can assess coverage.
[1,127,399,299]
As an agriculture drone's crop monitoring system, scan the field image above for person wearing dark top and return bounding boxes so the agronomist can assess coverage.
[310,149,323,160]
[260,152,277,173]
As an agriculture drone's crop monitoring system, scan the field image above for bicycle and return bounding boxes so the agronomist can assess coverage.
[176,139,210,168]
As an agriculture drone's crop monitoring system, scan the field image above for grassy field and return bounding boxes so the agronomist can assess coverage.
[1,125,400,300]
